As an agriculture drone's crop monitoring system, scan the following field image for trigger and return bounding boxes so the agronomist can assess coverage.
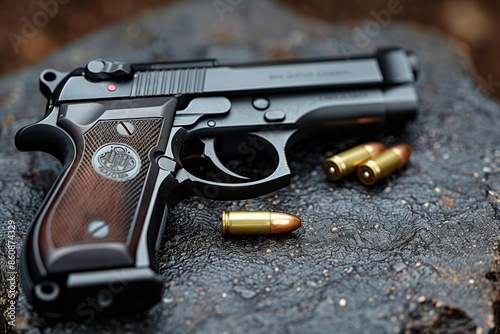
[201,138,250,181]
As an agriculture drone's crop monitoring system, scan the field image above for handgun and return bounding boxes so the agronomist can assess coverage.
[15,47,419,319]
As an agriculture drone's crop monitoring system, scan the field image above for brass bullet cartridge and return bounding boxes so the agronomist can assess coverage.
[323,142,386,181]
[222,211,301,235]
[357,144,412,186]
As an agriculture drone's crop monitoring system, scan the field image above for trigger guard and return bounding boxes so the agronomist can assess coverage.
[182,130,297,200]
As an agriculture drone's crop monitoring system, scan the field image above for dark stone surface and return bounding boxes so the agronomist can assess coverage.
[1,0,499,333]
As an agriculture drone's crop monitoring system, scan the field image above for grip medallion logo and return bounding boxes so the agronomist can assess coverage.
[92,144,141,181]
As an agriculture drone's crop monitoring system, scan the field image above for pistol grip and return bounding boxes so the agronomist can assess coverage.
[16,98,179,318]
[46,118,163,264]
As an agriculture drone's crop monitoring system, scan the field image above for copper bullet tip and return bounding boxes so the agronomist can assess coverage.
[391,144,412,165]
[270,212,302,234]
[363,142,386,156]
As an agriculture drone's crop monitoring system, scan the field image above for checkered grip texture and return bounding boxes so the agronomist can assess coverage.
[49,119,163,248]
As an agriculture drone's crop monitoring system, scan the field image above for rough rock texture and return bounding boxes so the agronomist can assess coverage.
[1,0,499,333]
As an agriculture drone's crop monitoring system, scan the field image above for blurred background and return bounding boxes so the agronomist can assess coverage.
[1,0,500,98]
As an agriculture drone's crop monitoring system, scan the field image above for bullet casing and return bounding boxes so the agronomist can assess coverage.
[357,144,412,186]
[222,211,301,235]
[323,142,386,181]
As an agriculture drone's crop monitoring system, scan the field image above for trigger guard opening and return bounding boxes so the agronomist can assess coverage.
[181,132,281,183]
[180,129,297,200]
[211,133,280,181]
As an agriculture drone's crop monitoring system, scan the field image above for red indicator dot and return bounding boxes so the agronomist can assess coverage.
[107,84,117,92]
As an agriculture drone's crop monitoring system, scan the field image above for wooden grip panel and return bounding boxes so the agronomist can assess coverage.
[47,118,163,248]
